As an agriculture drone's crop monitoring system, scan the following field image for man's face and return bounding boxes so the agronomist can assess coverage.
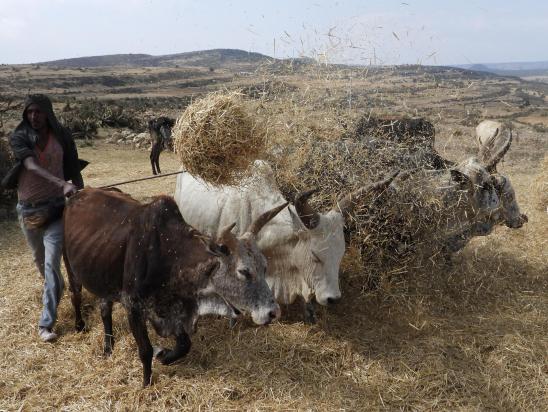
[26,104,48,131]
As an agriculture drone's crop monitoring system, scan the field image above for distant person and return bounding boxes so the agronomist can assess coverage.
[2,94,85,342]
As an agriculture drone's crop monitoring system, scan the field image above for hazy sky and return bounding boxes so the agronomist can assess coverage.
[1,0,546,65]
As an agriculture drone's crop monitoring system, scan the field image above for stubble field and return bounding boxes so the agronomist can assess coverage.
[0,61,547,410]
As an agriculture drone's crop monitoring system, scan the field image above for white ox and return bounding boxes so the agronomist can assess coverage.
[175,160,396,322]
[475,120,512,170]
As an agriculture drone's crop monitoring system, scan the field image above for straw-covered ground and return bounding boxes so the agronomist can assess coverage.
[0,138,546,410]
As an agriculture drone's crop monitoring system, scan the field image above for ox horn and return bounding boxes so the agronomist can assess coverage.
[294,188,321,230]
[218,222,238,251]
[336,170,399,217]
[248,202,289,236]
[484,130,512,173]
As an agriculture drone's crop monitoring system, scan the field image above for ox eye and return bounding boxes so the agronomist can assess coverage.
[238,269,252,281]
[218,244,230,256]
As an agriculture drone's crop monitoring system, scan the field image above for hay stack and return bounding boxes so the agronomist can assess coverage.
[173,92,266,186]
[271,134,458,281]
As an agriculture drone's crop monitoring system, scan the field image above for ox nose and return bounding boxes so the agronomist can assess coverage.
[326,296,341,305]
[268,303,281,321]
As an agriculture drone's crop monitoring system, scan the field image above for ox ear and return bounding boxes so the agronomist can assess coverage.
[490,174,506,190]
[294,188,320,230]
[207,242,231,257]
[450,169,471,186]
[288,207,308,231]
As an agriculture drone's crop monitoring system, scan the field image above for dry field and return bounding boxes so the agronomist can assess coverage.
[0,61,547,410]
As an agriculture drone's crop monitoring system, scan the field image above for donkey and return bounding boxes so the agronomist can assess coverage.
[149,116,175,175]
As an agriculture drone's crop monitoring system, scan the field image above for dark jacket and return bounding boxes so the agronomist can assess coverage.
[1,94,85,190]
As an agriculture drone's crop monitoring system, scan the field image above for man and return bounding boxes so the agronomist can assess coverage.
[4,94,84,342]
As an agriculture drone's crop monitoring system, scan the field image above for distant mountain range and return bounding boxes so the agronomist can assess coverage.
[453,61,548,77]
[37,49,277,70]
[34,48,548,78]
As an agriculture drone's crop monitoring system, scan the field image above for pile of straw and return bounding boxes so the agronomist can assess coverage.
[271,134,460,281]
[354,115,435,148]
[173,92,266,186]
[240,79,298,101]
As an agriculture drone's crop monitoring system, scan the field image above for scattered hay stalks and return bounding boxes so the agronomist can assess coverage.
[173,91,267,186]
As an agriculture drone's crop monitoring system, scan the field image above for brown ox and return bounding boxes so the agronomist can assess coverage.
[149,116,175,175]
[63,187,286,386]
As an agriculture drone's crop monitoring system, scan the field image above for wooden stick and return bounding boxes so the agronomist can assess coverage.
[98,170,185,189]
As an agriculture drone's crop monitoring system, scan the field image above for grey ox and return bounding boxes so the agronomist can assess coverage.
[175,161,396,323]
[423,132,527,252]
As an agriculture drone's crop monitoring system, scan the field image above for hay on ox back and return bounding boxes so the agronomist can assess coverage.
[268,129,465,286]
[173,91,267,186]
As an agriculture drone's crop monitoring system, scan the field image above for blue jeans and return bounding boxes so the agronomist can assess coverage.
[17,203,65,329]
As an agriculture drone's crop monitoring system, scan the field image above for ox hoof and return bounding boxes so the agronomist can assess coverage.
[304,315,317,325]
[303,302,317,324]
[152,346,167,358]
[153,346,166,358]
[143,375,153,388]
[153,346,171,364]
[75,320,86,332]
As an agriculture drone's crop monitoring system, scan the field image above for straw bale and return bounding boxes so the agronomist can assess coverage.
[172,91,266,186]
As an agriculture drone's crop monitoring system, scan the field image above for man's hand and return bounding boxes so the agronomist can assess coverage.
[62,182,78,197]
[23,157,79,197]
